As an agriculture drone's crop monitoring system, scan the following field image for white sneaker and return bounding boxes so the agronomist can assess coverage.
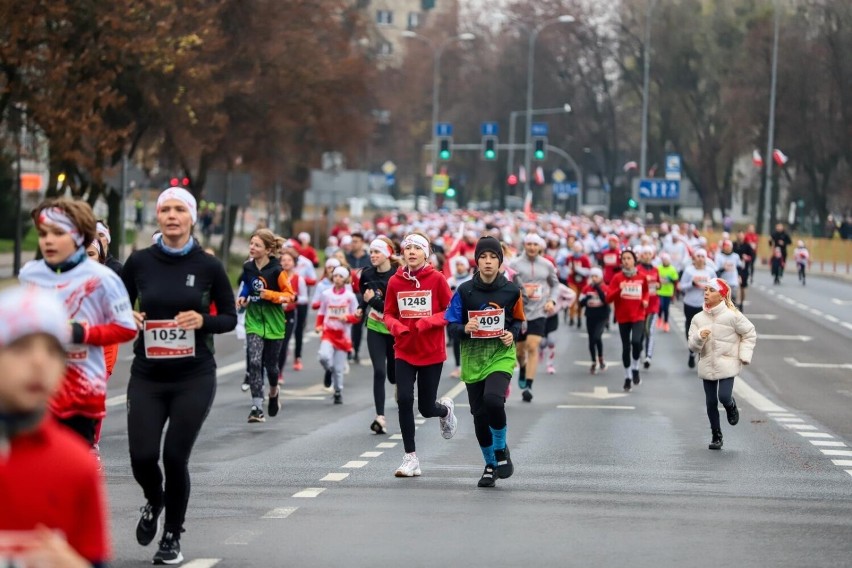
[344,362,350,375]
[438,397,458,439]
[547,365,555,375]
[394,452,421,477]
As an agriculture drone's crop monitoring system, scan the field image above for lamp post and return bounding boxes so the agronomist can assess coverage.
[639,0,658,184]
[401,31,475,206]
[761,0,780,236]
[523,15,575,204]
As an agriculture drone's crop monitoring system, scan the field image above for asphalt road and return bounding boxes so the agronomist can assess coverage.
[97,270,852,567]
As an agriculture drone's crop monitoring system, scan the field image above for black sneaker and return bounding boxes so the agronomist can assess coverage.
[495,446,514,479]
[598,359,607,372]
[333,390,342,404]
[477,465,497,488]
[323,370,332,388]
[152,531,183,565]
[248,406,266,423]
[240,376,250,392]
[268,393,280,417]
[521,389,533,402]
[136,502,163,546]
[643,357,651,369]
[726,398,739,426]
[708,429,723,450]
[688,353,696,369]
[632,370,641,386]
[623,378,632,392]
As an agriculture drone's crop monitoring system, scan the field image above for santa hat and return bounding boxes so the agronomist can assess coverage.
[0,286,71,348]
[705,278,730,299]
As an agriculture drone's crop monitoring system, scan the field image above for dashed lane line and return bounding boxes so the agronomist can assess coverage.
[321,473,349,482]
[342,461,369,468]
[182,560,222,568]
[376,442,397,448]
[293,488,325,498]
[820,450,852,457]
[360,451,383,458]
[262,507,298,519]
[798,432,834,438]
[810,441,847,447]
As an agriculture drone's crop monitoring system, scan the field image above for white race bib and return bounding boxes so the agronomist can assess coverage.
[621,282,642,299]
[144,320,195,359]
[524,283,543,301]
[693,275,708,288]
[368,309,384,323]
[328,305,349,319]
[724,262,735,272]
[469,308,505,339]
[397,291,432,318]
[66,344,88,361]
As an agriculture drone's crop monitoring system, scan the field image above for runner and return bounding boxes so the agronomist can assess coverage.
[277,249,307,383]
[510,233,561,402]
[383,232,456,477]
[656,253,679,333]
[121,186,237,564]
[714,239,742,314]
[446,256,473,378]
[794,240,810,285]
[605,249,649,391]
[566,241,591,327]
[733,232,754,309]
[291,242,318,371]
[638,246,661,368]
[96,219,123,275]
[680,249,717,369]
[357,236,400,433]
[687,278,757,450]
[236,229,295,423]
[345,232,371,364]
[579,267,609,374]
[315,266,360,404]
[446,236,524,487]
[19,198,137,446]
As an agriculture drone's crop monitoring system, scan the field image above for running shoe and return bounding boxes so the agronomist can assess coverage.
[333,390,343,404]
[438,397,458,439]
[663,322,670,333]
[268,393,280,417]
[726,397,739,426]
[152,531,183,565]
[521,389,533,402]
[248,406,266,423]
[598,359,607,372]
[293,358,303,371]
[323,369,332,388]
[136,502,163,546]
[394,453,421,477]
[547,365,555,375]
[632,370,641,386]
[590,362,597,375]
[643,357,651,369]
[688,353,696,368]
[623,378,632,392]
[370,415,388,434]
[241,377,250,392]
[495,446,514,479]
[478,465,497,488]
[277,372,284,386]
[450,367,461,378]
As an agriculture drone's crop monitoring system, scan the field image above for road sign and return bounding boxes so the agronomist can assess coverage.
[381,160,396,175]
[552,168,566,183]
[553,182,579,199]
[435,123,453,137]
[638,179,680,200]
[432,174,449,194]
[531,122,549,136]
[385,173,396,186]
[665,153,682,181]
[481,122,499,136]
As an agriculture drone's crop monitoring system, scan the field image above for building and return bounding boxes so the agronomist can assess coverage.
[360,0,451,68]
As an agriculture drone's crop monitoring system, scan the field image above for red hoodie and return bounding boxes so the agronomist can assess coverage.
[600,247,621,284]
[640,263,661,315]
[605,269,649,324]
[383,263,451,366]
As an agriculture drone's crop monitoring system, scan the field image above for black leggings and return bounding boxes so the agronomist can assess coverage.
[658,296,672,323]
[618,321,644,368]
[703,377,735,430]
[127,372,216,534]
[452,337,461,367]
[351,313,364,358]
[277,310,297,371]
[466,372,510,449]
[586,316,607,361]
[395,359,448,454]
[247,335,283,404]
[684,304,703,343]
[367,329,397,416]
[294,304,308,359]
[58,415,97,447]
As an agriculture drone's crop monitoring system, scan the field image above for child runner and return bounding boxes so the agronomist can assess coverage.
[446,256,473,378]
[605,249,649,391]
[687,278,757,450]
[277,249,307,383]
[383,232,456,477]
[656,253,678,332]
[680,250,717,368]
[315,266,360,404]
[638,246,661,369]
[579,267,609,374]
[794,240,809,285]
[446,237,525,487]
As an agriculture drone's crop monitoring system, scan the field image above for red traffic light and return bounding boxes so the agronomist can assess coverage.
[170,177,179,186]
[181,177,190,186]
[507,174,518,186]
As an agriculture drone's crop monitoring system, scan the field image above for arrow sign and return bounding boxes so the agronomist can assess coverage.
[481,122,499,136]
[569,386,628,400]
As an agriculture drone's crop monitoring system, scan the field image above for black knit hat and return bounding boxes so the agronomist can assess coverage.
[475,236,504,266]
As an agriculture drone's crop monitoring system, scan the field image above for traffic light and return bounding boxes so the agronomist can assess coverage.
[445,187,456,198]
[533,137,547,160]
[628,198,638,209]
[169,177,191,188]
[438,137,452,160]
[507,174,518,187]
[481,135,498,161]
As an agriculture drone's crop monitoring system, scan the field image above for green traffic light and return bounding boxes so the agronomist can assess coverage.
[628,199,638,209]
[534,150,545,160]
[440,150,451,160]
[446,188,456,198]
[485,149,495,160]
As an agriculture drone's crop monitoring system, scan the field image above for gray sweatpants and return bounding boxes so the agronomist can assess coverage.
[318,340,347,391]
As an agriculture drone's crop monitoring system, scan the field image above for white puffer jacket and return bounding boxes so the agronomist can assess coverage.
[688,302,757,381]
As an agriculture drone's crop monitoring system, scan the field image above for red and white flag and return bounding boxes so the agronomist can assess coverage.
[534,167,545,185]
[523,190,533,219]
[773,149,788,166]
[518,166,527,184]
[752,150,764,168]
[623,160,638,173]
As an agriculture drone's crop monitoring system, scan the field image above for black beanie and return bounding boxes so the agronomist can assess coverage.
[475,236,504,266]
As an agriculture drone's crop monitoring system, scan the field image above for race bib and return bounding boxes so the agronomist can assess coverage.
[66,344,88,361]
[693,275,708,288]
[144,320,195,359]
[328,305,349,319]
[586,295,603,308]
[397,291,432,318]
[621,282,642,299]
[368,308,384,323]
[724,262,735,272]
[469,308,505,339]
[603,253,618,266]
[524,283,543,301]
[648,280,659,295]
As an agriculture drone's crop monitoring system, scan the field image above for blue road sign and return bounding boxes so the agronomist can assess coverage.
[531,122,549,136]
[481,122,499,136]
[385,173,396,186]
[665,153,682,180]
[639,179,680,200]
[553,182,579,199]
[435,123,453,137]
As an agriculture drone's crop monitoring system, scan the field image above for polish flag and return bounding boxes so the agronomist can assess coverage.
[523,190,533,219]
[773,149,788,166]
[623,161,638,173]
[752,150,764,168]
[518,166,527,183]
[534,167,545,185]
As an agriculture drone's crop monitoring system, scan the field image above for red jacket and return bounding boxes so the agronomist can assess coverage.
[605,270,649,324]
[383,263,451,366]
[640,263,661,315]
[567,254,592,288]
[599,247,621,284]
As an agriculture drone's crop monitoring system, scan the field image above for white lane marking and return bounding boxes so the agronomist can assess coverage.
[441,380,467,400]
[105,394,126,408]
[262,507,298,519]
[820,450,852,457]
[768,413,797,417]
[454,403,471,407]
[321,473,349,482]
[293,488,325,498]
[773,417,805,423]
[733,378,786,412]
[825,315,840,323]
[414,419,426,425]
[182,560,222,568]
[389,434,403,440]
[809,308,823,316]
[784,357,852,370]
[360,451,383,458]
[376,442,397,449]
[831,298,852,306]
[758,334,812,341]
[224,530,257,545]
[842,322,852,331]
[569,386,628,400]
[784,424,818,431]
[798,432,834,438]
[342,461,368,468]
[579,333,614,338]
[557,405,636,410]
[810,441,847,447]
[831,460,852,467]
[745,314,778,320]
[847,470,852,478]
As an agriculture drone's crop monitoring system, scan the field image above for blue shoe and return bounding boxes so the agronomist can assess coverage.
[518,376,528,389]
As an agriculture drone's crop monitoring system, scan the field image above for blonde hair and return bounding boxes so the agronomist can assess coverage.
[722,288,739,312]
[374,235,401,269]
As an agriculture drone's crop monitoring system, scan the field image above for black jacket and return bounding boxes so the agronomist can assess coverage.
[446,272,525,341]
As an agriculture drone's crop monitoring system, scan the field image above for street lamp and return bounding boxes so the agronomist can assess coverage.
[762,0,780,236]
[523,15,575,201]
[401,31,475,206]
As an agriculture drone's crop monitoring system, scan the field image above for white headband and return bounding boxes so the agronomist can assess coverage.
[0,285,71,347]
[325,258,341,268]
[157,186,197,224]
[332,266,350,279]
[401,234,430,256]
[369,239,393,258]
[523,233,545,248]
[38,208,84,247]
[96,221,111,245]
